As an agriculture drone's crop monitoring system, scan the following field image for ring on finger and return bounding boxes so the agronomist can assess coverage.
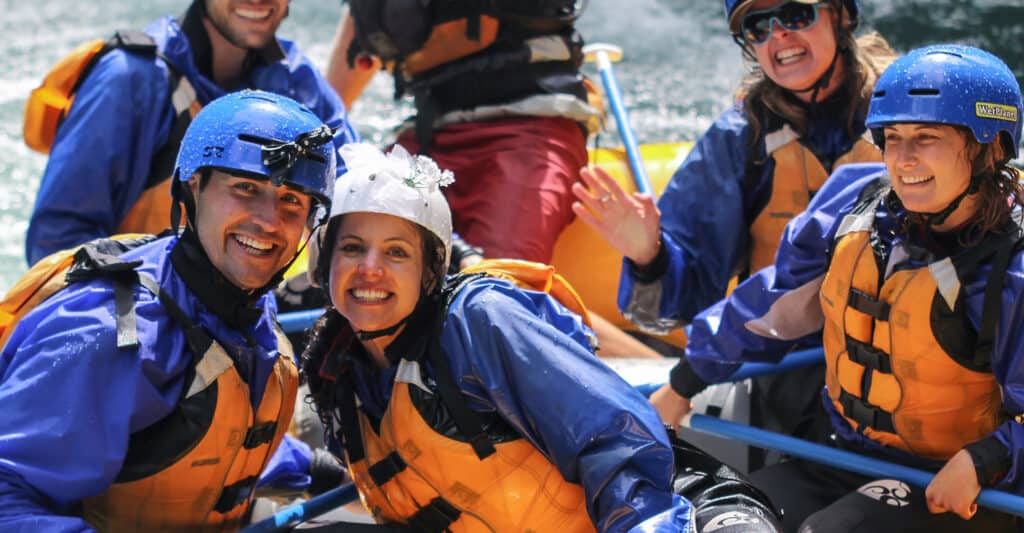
[600,194,612,205]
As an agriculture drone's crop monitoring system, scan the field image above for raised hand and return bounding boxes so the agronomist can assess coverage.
[571,165,662,267]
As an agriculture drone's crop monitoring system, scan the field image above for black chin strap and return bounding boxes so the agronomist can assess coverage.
[781,3,847,105]
[915,176,981,228]
[791,45,841,105]
[355,314,414,341]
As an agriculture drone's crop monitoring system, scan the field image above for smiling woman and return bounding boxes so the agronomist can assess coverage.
[661,44,1024,532]
[573,0,896,476]
[298,143,783,532]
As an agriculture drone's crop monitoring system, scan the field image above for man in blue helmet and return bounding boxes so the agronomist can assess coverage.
[24,0,360,266]
[0,91,339,531]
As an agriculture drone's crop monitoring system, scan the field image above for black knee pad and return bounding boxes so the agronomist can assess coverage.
[670,430,783,532]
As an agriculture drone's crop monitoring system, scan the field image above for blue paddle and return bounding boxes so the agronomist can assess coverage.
[685,413,1024,518]
[241,483,360,533]
[583,43,655,197]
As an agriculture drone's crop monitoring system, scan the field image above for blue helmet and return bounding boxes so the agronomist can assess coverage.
[174,90,337,223]
[866,44,1023,157]
[724,0,860,34]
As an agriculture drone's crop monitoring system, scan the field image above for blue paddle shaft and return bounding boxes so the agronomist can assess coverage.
[242,483,360,533]
[595,56,654,196]
[687,414,1024,517]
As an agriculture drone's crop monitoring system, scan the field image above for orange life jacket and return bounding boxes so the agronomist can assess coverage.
[23,30,198,235]
[82,331,296,532]
[345,359,596,532]
[819,180,1013,460]
[328,260,597,531]
[0,234,155,350]
[748,126,881,274]
[0,235,297,531]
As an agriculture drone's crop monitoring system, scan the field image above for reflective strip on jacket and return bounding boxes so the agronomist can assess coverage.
[345,358,596,532]
[0,235,294,531]
[618,105,879,334]
[820,185,1001,461]
[748,124,881,273]
[322,277,693,532]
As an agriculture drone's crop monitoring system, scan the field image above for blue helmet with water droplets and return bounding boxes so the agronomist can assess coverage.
[174,90,337,223]
[866,44,1023,157]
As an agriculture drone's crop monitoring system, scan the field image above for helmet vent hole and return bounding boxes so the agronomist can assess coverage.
[907,88,940,96]
[873,90,886,98]
[238,133,280,145]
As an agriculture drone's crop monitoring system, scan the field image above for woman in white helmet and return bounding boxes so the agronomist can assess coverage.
[299,143,782,532]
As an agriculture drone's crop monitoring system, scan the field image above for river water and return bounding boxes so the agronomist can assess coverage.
[0,0,1021,292]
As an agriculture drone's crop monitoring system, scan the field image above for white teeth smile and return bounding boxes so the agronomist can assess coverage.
[234,234,273,252]
[776,47,806,65]
[351,289,390,302]
[234,7,271,21]
[900,175,934,184]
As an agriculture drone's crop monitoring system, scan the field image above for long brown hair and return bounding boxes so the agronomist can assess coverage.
[738,1,896,148]
[962,130,1024,238]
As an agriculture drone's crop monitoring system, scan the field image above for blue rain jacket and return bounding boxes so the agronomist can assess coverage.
[618,104,870,330]
[26,14,360,265]
[0,235,295,531]
[321,276,694,532]
[682,163,1024,493]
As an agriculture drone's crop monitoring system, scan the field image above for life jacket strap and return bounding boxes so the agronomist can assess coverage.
[839,389,896,434]
[214,475,259,513]
[406,497,462,533]
[368,451,408,486]
[847,288,891,321]
[846,338,893,374]
[242,422,278,449]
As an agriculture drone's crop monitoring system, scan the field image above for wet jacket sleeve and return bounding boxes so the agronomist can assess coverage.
[618,107,762,332]
[257,435,312,490]
[680,166,885,387]
[440,279,693,532]
[26,51,174,265]
[978,249,1024,493]
[0,284,190,531]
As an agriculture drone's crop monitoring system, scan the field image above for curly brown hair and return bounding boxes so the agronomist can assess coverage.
[737,1,896,149]
[960,129,1024,238]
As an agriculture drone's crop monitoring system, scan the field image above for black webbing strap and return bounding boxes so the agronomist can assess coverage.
[847,288,890,321]
[426,335,496,460]
[134,273,213,357]
[465,14,481,40]
[242,422,278,449]
[838,389,896,433]
[973,236,1017,369]
[368,451,408,486]
[336,371,368,464]
[846,338,892,374]
[406,497,461,533]
[64,247,145,350]
[214,475,259,513]
[412,86,438,154]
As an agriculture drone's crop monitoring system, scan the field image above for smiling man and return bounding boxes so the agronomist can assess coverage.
[25,0,359,265]
[0,91,336,531]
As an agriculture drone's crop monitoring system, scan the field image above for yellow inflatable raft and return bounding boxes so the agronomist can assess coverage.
[285,141,694,347]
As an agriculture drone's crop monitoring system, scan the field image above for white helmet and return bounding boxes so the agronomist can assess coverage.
[326,142,454,269]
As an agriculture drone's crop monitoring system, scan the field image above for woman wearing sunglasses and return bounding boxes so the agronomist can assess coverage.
[658,44,1024,531]
[574,0,894,433]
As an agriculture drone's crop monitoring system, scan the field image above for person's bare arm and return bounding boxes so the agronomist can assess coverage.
[325,6,381,110]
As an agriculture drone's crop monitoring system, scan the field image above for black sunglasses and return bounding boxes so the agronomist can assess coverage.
[740,1,828,45]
